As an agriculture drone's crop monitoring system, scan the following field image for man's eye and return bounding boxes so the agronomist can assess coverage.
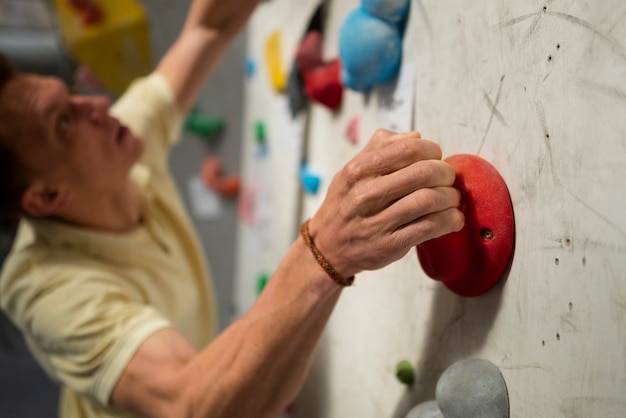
[59,115,70,132]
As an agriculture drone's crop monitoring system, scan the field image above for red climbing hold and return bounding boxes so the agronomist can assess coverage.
[295,31,324,73]
[416,154,515,297]
[295,30,343,110]
[303,59,343,110]
[201,157,240,198]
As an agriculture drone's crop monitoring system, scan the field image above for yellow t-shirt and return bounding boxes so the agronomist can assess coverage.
[0,73,218,417]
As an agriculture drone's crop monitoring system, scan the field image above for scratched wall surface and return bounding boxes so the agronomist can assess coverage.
[237,0,626,417]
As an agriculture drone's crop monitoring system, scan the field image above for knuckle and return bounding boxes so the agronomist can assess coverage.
[443,163,457,185]
[373,128,395,141]
[351,185,380,214]
[342,159,364,185]
[420,139,443,159]
[412,162,437,184]
[415,161,457,187]
[452,188,462,206]
[417,189,439,210]
[438,187,460,209]
[428,209,465,240]
[390,233,413,253]
[368,152,385,172]
[394,138,423,160]
[396,139,417,157]
[452,208,465,231]
[439,189,456,209]
[416,217,439,242]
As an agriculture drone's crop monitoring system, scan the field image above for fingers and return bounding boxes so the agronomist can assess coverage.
[308,128,462,277]
[383,186,462,231]
[343,137,444,186]
[362,129,422,152]
[350,160,457,217]
[393,207,465,247]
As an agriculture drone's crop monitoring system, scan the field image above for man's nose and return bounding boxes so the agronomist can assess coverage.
[81,96,111,124]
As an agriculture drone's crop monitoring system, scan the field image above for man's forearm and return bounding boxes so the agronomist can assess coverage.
[183,0,261,40]
[180,237,342,418]
[156,0,260,112]
[111,131,463,417]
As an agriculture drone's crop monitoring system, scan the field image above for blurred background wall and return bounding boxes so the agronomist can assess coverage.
[0,1,245,415]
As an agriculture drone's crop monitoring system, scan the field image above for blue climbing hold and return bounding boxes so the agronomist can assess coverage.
[245,58,257,79]
[339,7,403,91]
[362,0,411,24]
[300,165,321,195]
[341,68,371,93]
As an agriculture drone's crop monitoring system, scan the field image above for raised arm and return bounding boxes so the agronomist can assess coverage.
[155,0,260,113]
[111,130,464,417]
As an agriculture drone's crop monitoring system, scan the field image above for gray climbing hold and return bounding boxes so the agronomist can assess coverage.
[436,358,509,418]
[406,400,444,418]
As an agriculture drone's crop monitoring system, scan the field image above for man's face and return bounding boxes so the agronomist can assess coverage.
[4,74,144,202]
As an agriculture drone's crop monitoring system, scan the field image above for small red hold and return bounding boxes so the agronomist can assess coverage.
[80,6,103,25]
[303,59,343,110]
[416,154,515,297]
[237,186,255,225]
[67,0,103,26]
[295,31,324,73]
[201,157,240,198]
[346,116,359,144]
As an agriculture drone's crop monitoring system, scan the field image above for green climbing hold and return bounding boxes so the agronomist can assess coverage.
[185,108,225,138]
[396,359,415,386]
[257,273,270,295]
[255,121,267,144]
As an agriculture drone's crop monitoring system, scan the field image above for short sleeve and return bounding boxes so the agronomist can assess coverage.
[109,72,184,170]
[2,262,172,406]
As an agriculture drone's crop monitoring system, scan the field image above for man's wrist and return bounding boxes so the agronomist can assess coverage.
[299,219,355,287]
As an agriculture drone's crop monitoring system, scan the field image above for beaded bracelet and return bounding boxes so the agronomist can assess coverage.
[299,219,355,287]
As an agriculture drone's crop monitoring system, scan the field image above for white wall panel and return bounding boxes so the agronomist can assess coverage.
[239,0,626,416]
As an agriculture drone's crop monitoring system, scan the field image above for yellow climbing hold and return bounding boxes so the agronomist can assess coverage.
[264,30,287,93]
[53,0,151,96]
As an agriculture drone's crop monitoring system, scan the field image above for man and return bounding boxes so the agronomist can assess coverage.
[0,0,464,417]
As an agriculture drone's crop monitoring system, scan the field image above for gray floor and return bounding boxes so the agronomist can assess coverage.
[0,0,245,416]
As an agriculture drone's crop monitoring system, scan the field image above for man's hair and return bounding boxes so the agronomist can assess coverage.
[0,53,30,217]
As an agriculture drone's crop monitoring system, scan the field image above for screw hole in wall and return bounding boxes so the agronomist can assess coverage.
[480,228,494,240]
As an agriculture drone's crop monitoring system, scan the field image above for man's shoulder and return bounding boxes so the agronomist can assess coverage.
[1,220,48,282]
[0,219,115,294]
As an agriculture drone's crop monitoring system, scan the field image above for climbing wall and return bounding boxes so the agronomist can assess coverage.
[235,0,626,416]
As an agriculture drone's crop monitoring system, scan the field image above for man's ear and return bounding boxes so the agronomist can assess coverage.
[21,181,69,217]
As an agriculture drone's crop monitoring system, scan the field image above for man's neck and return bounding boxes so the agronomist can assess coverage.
[54,181,143,233]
